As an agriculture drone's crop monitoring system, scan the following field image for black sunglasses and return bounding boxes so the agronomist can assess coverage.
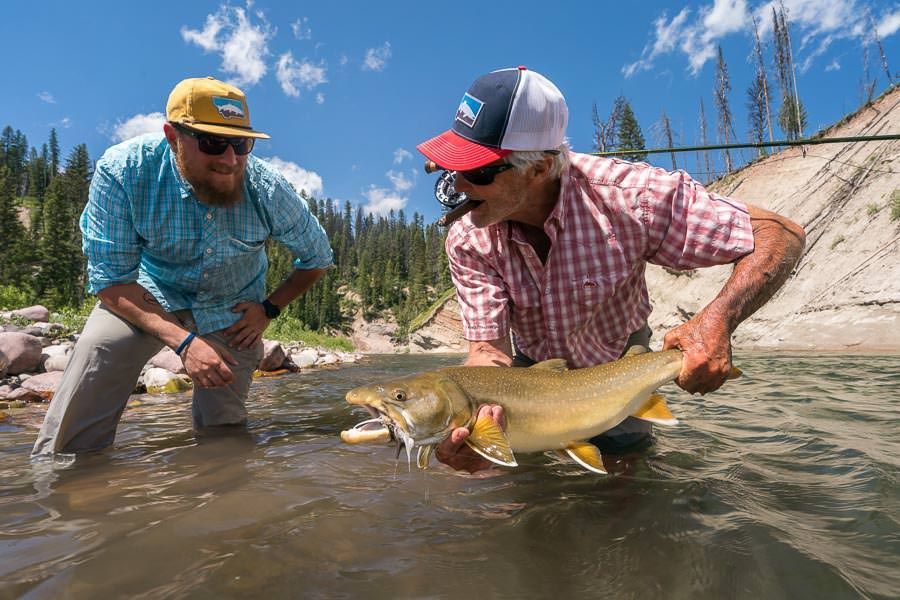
[173,123,255,156]
[457,163,515,186]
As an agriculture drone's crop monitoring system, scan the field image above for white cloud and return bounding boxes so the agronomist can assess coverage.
[362,162,418,215]
[393,148,413,164]
[339,54,349,67]
[315,93,325,104]
[265,156,324,198]
[57,117,72,129]
[825,58,841,71]
[37,91,56,104]
[181,5,273,87]
[276,52,327,97]
[386,169,415,192]
[363,185,406,216]
[112,112,166,142]
[626,0,884,77]
[291,17,312,40]
[877,11,900,38]
[362,42,391,72]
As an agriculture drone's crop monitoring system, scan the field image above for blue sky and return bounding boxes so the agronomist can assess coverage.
[5,0,898,223]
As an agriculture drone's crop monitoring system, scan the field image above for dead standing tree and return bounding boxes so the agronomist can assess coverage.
[592,96,626,153]
[748,15,774,156]
[714,45,735,173]
[773,3,806,140]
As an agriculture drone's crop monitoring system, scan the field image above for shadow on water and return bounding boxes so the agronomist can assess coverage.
[0,352,898,598]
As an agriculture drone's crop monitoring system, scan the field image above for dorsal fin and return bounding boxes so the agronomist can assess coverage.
[529,358,568,372]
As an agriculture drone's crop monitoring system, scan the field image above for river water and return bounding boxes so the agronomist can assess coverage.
[0,353,897,599]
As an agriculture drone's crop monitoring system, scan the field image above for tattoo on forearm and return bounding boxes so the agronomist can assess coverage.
[143,292,160,305]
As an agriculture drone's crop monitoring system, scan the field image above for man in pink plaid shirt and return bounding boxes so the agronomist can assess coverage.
[418,67,806,473]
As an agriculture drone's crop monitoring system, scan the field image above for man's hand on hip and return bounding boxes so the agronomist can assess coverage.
[226,301,270,350]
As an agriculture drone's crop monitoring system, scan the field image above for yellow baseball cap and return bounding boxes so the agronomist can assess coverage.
[166,76,270,139]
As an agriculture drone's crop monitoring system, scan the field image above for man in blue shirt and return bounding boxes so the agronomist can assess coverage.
[33,77,334,456]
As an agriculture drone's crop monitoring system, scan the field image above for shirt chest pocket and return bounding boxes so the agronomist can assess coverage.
[569,272,632,315]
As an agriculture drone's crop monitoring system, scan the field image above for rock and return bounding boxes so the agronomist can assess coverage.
[43,354,71,372]
[288,348,319,369]
[0,349,7,379]
[338,352,359,364]
[20,371,65,401]
[148,347,185,374]
[28,322,65,337]
[12,305,50,323]
[259,340,287,371]
[143,367,192,394]
[0,332,43,375]
[41,343,73,372]
[317,352,340,365]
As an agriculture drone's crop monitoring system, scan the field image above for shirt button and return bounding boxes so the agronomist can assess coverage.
[203,272,210,279]
[206,247,213,255]
[206,212,213,220]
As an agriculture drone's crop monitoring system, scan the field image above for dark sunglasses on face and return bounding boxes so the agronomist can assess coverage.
[456,163,515,186]
[173,123,255,156]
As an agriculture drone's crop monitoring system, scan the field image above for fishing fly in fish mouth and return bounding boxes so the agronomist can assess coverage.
[341,347,740,475]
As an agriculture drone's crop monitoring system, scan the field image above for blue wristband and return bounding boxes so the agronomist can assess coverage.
[175,332,196,356]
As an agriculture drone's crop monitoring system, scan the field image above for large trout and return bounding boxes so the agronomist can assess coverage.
[342,347,703,474]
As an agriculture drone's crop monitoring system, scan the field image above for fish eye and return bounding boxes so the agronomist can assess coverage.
[392,389,406,401]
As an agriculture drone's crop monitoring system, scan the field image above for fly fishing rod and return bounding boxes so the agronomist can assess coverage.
[425,133,900,226]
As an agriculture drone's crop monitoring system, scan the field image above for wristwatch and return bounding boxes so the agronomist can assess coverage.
[261,298,281,319]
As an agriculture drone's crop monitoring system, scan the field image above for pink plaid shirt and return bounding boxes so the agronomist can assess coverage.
[446,152,754,367]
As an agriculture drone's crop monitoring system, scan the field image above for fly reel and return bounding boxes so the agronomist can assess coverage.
[434,170,468,208]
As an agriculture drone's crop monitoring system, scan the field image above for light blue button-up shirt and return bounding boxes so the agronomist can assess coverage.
[81,133,334,334]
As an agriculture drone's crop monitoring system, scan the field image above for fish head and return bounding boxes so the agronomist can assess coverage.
[345,370,473,447]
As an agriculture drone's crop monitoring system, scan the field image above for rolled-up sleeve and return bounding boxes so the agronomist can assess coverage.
[445,227,509,341]
[265,173,334,270]
[641,168,754,269]
[81,160,142,293]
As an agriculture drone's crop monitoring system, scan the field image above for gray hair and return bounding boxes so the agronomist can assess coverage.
[507,141,571,178]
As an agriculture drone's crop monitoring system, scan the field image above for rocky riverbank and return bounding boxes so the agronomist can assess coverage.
[0,304,361,408]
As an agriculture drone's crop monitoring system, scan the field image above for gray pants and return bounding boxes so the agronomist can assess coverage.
[32,303,263,456]
[513,323,654,451]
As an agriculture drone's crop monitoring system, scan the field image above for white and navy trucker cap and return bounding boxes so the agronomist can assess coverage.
[417,66,568,171]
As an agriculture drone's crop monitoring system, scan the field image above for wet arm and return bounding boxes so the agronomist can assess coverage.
[664,204,806,393]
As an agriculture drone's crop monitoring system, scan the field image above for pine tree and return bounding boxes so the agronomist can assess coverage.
[617,101,646,162]
[0,165,30,287]
[36,144,91,306]
[48,128,60,178]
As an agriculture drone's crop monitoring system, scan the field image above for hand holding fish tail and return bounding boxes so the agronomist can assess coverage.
[663,304,734,395]
[435,405,505,473]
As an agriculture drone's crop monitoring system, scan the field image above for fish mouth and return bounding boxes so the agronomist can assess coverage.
[340,416,393,445]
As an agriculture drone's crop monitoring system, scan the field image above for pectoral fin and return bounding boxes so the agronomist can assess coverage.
[728,366,742,379]
[417,444,435,469]
[464,414,518,467]
[561,442,609,475]
[632,393,679,425]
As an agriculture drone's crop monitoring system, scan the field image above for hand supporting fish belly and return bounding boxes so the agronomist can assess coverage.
[341,347,739,475]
